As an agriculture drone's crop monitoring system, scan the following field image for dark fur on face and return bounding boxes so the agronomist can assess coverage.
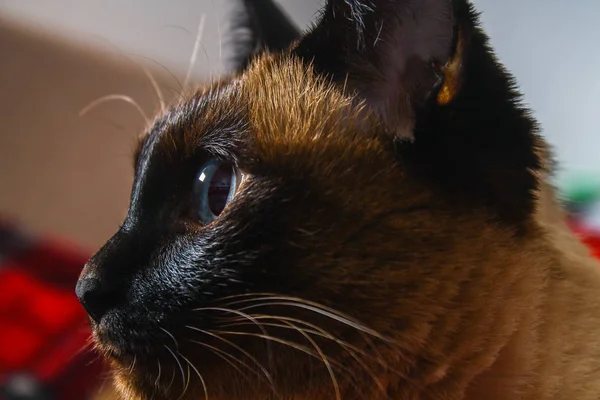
[76,1,600,399]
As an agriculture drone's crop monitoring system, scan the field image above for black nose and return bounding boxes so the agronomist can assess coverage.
[75,277,113,324]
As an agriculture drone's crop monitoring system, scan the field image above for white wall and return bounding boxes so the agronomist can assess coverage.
[1,0,598,182]
[475,0,600,183]
[0,1,319,80]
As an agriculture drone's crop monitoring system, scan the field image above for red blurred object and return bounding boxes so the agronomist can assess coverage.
[569,221,600,260]
[0,220,106,400]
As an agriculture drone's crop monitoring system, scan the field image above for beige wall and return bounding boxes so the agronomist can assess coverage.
[0,19,179,249]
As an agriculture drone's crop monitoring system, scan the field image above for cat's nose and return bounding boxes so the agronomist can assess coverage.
[75,277,113,324]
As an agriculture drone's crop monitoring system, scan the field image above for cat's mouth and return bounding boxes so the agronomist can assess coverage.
[92,316,278,399]
[90,305,253,369]
[90,322,136,366]
[89,308,174,364]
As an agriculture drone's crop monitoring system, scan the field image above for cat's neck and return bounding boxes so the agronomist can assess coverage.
[462,314,540,400]
[464,180,600,400]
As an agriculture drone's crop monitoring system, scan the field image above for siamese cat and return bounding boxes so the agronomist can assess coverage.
[76,0,600,399]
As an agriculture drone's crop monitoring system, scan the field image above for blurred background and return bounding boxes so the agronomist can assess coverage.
[0,0,598,399]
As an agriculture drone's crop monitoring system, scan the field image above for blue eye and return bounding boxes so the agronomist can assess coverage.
[194,159,241,224]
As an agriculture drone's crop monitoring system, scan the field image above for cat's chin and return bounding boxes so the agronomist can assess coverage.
[97,335,254,400]
[111,354,270,400]
[90,309,181,365]
[113,365,349,400]
[104,336,366,400]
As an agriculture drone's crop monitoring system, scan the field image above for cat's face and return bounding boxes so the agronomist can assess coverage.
[77,1,547,399]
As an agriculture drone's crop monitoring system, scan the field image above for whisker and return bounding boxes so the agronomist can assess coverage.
[192,306,274,369]
[189,339,255,382]
[178,353,191,400]
[69,339,95,363]
[225,319,388,395]
[216,294,410,377]
[280,320,342,400]
[131,53,184,94]
[129,354,137,375]
[261,315,396,377]
[164,345,186,400]
[215,3,223,77]
[179,352,209,400]
[214,292,279,302]
[185,325,276,391]
[160,327,180,350]
[141,65,166,113]
[167,367,176,393]
[214,330,319,359]
[198,42,213,90]
[84,353,103,367]
[208,294,416,393]
[278,320,394,392]
[222,316,368,359]
[79,94,150,124]
[216,293,404,357]
[224,318,369,362]
[183,13,207,91]
[192,306,271,337]
[235,299,394,343]
[78,34,178,108]
[212,329,352,378]
[155,359,162,388]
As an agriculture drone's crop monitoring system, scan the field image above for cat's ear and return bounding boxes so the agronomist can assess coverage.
[293,0,460,137]
[231,0,301,72]
[294,0,543,226]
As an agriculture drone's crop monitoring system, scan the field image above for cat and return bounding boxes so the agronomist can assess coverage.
[76,0,600,399]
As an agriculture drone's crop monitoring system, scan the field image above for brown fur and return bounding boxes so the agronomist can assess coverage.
[80,2,600,400]
[106,55,600,399]
[242,58,600,400]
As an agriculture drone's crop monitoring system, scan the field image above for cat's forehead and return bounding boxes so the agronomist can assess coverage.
[136,54,381,169]
[241,55,376,150]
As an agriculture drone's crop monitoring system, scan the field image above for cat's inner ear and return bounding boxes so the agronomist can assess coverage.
[231,0,301,72]
[293,0,459,137]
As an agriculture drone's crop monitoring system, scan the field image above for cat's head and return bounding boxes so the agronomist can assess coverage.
[76,1,550,399]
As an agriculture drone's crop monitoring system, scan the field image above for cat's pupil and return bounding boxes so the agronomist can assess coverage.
[208,166,233,216]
